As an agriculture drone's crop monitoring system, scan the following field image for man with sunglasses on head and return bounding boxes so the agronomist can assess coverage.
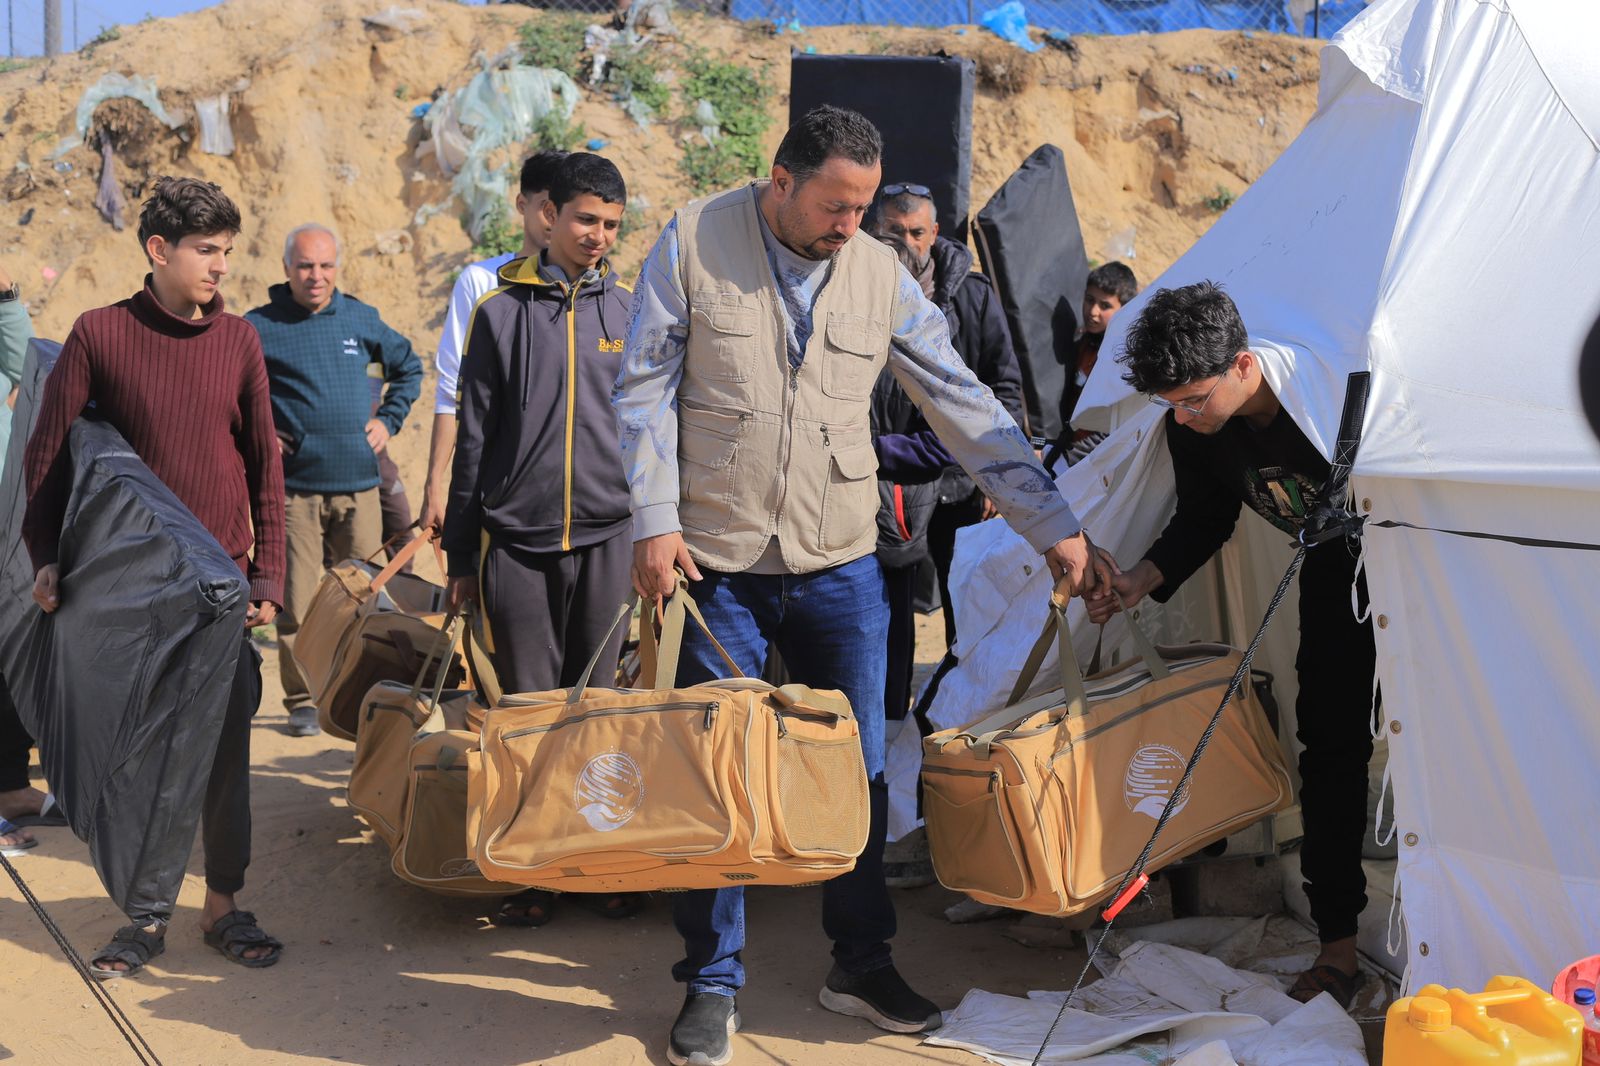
[1086,280,1376,1011]
[875,181,1024,650]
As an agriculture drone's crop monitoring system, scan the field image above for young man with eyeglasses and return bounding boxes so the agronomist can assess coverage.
[1086,280,1375,1010]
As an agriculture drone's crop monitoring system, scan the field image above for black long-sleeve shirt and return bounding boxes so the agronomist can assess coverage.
[1145,403,1331,601]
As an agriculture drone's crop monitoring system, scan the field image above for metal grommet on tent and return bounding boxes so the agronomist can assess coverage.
[1390,720,1403,734]
[1377,614,1390,629]
[1419,942,1430,956]
[1361,497,1372,512]
[1023,564,1032,576]
[1404,832,1419,846]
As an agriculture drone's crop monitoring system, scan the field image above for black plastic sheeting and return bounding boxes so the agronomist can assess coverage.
[0,338,248,921]
[790,52,975,239]
[974,144,1091,443]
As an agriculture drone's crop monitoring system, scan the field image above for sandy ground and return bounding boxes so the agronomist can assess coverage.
[0,606,1108,1066]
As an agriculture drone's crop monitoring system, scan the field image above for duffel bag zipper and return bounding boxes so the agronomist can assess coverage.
[501,701,720,741]
[771,703,846,738]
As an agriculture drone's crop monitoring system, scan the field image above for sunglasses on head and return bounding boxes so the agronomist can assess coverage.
[881,183,932,199]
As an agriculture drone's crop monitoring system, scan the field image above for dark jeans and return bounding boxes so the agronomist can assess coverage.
[197,638,263,903]
[881,561,918,721]
[0,674,33,793]
[1294,543,1376,945]
[671,554,894,995]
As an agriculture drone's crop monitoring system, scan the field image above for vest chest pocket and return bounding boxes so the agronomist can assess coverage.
[689,292,760,383]
[678,422,739,535]
[820,313,888,401]
[819,438,879,552]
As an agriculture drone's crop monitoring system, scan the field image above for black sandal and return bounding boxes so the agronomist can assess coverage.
[89,923,167,980]
[496,888,556,927]
[1289,964,1365,1009]
[203,910,283,968]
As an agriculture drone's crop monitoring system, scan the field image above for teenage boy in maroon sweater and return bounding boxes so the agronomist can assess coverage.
[22,177,287,978]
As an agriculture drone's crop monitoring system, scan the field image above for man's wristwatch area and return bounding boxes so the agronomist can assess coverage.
[0,284,20,303]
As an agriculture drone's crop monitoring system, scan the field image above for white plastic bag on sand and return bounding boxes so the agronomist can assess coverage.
[194,95,234,156]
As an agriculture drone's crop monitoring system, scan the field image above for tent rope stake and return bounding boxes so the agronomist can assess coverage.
[1030,371,1371,1065]
[0,851,165,1066]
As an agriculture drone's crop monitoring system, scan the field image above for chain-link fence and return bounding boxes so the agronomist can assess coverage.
[496,0,1366,39]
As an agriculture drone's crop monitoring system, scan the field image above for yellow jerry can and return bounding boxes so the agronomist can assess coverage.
[1385,976,1583,1065]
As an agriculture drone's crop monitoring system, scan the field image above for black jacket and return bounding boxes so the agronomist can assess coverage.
[871,370,943,569]
[928,236,1026,505]
[443,255,632,574]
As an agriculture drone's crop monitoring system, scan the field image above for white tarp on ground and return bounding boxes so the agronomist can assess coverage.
[927,929,1368,1065]
[891,0,1600,993]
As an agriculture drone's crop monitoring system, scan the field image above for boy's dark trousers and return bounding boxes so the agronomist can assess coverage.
[479,531,634,694]
[1293,542,1377,945]
[0,675,33,794]
[197,639,263,905]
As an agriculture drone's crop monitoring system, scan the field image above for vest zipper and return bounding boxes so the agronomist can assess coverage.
[562,287,577,551]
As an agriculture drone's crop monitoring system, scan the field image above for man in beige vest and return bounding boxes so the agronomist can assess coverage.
[613,106,1108,1066]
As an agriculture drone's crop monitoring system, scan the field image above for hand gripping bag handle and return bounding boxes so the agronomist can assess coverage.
[637,573,742,691]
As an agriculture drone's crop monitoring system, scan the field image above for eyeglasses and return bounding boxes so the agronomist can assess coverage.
[1148,371,1229,417]
[880,182,932,199]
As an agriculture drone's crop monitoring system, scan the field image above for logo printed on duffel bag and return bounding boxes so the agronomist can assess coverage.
[575,752,645,832]
[1124,744,1191,819]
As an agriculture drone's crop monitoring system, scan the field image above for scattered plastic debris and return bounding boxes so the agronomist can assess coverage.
[53,73,183,159]
[1260,59,1272,73]
[587,138,608,150]
[804,44,816,53]
[53,161,72,173]
[194,94,235,156]
[413,52,582,240]
[361,6,425,34]
[979,0,1043,52]
[1227,66,1239,82]
[1104,225,1137,261]
[1184,64,1207,74]
[411,101,431,119]
[1243,28,1256,38]
[693,99,720,145]
[93,133,126,230]
[333,163,360,184]
[373,230,414,256]
[19,208,33,226]
[41,267,58,283]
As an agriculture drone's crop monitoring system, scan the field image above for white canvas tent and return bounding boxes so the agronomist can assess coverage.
[887,0,1600,992]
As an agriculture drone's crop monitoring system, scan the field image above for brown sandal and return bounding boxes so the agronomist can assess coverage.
[1289,964,1365,1009]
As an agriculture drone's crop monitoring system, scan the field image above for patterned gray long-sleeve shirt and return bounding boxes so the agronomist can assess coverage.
[612,215,1082,556]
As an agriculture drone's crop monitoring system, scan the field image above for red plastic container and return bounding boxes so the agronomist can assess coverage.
[1552,955,1600,1066]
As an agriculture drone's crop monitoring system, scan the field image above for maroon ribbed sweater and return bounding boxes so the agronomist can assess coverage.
[23,278,287,607]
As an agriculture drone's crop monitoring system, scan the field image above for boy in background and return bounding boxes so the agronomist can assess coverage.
[442,153,639,928]
[23,177,286,977]
[1055,261,1137,465]
[419,149,569,533]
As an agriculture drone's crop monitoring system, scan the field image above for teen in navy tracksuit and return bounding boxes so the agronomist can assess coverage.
[442,153,637,927]
[443,154,635,697]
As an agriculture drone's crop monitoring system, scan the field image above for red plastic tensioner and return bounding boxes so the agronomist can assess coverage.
[1101,873,1150,922]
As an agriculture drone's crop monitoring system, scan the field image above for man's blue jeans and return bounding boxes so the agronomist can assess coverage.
[669,554,896,995]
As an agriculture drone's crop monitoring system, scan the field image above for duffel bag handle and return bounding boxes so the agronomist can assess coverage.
[1005,588,1091,714]
[1085,589,1171,680]
[369,528,440,593]
[565,600,640,705]
[415,613,464,733]
[462,603,503,708]
[639,573,743,690]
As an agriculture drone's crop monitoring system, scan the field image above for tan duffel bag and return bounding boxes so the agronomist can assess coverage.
[467,578,871,893]
[294,532,443,700]
[922,588,1292,917]
[345,614,513,897]
[307,534,466,743]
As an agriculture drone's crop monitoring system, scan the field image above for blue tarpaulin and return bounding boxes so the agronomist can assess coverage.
[730,0,1367,37]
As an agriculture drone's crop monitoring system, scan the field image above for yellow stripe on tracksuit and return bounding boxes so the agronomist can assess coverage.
[563,299,576,552]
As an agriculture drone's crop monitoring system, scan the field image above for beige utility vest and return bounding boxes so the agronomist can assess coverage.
[674,183,897,573]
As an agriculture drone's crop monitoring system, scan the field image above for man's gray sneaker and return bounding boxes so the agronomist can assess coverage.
[818,963,942,1034]
[286,707,320,737]
[668,992,740,1066]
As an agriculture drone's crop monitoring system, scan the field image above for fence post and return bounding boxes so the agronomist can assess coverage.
[1313,0,1321,38]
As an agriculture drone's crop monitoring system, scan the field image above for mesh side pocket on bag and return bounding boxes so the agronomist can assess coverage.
[775,738,868,856]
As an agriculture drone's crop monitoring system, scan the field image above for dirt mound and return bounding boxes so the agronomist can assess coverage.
[0,0,1321,493]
